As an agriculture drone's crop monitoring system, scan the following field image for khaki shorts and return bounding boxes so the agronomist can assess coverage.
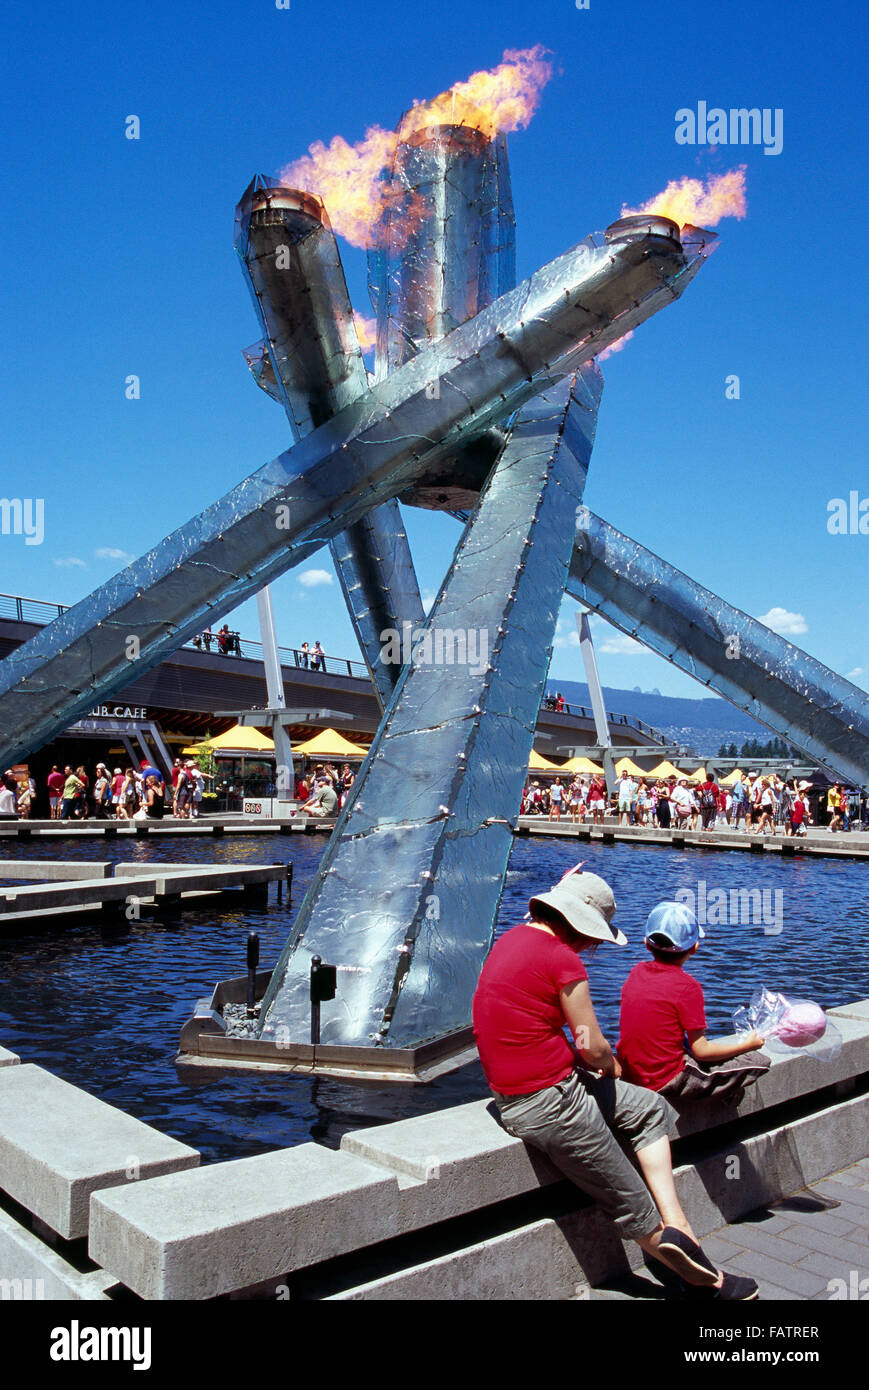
[494,1068,676,1240]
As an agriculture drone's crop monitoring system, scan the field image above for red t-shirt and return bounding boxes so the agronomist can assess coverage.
[472,924,588,1095]
[47,772,64,794]
[618,960,706,1091]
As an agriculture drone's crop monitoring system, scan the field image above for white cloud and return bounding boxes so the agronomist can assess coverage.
[599,632,645,656]
[95,546,132,562]
[298,569,332,588]
[421,591,437,613]
[554,629,580,649]
[53,556,87,569]
[757,607,808,636]
[847,667,865,684]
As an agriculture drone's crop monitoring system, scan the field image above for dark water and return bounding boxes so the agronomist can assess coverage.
[0,833,866,1162]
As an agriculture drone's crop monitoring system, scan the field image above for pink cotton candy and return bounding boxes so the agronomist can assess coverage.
[769,1000,827,1048]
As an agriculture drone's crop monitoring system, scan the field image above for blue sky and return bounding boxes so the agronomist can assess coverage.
[1,0,865,698]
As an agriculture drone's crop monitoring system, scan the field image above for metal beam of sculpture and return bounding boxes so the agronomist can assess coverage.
[569,511,869,787]
[235,178,424,710]
[0,217,707,770]
[259,368,603,1048]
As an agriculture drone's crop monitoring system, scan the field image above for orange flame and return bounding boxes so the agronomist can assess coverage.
[404,45,553,141]
[279,47,553,249]
[353,312,377,351]
[621,167,747,228]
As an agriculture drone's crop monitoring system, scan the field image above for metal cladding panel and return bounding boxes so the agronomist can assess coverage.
[368,124,516,376]
[236,180,424,710]
[258,366,603,1048]
[568,513,869,787]
[0,230,702,769]
[330,504,425,709]
[235,180,368,435]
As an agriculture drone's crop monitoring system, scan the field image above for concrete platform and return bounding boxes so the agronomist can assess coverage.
[0,818,336,840]
[517,817,869,860]
[0,861,287,928]
[0,1064,199,1239]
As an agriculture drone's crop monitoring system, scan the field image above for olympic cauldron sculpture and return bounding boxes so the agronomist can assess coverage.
[0,103,867,1070]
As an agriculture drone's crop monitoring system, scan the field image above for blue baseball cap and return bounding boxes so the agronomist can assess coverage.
[644,901,705,952]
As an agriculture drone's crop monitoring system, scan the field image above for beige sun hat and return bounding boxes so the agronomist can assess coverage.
[529,869,627,946]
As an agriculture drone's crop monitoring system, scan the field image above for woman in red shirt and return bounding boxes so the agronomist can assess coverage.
[472,866,757,1300]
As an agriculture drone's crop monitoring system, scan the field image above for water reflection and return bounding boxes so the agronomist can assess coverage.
[0,833,865,1161]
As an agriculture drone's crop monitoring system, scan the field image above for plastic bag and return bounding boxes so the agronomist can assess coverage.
[732,985,843,1062]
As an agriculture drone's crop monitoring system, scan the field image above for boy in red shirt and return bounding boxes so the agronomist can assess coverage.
[473,869,759,1299]
[618,902,770,1103]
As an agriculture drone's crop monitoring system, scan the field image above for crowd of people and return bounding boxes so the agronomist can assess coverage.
[1,758,213,822]
[294,762,355,818]
[192,625,242,656]
[520,770,860,835]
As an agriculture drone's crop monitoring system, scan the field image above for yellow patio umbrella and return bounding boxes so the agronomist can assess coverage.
[683,765,708,781]
[294,728,370,759]
[719,768,745,785]
[560,755,604,774]
[528,749,559,770]
[183,724,275,755]
[614,756,647,777]
[648,760,684,780]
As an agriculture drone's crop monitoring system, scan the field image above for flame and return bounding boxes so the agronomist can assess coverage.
[597,330,634,362]
[404,45,553,141]
[353,312,377,351]
[279,47,553,249]
[621,167,747,228]
[280,126,397,253]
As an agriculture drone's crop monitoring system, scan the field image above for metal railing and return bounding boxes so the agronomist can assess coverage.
[0,593,68,624]
[0,593,370,679]
[541,695,668,745]
[0,591,666,737]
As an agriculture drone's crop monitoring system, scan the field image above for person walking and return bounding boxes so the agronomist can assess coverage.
[0,777,18,820]
[47,765,65,820]
[60,766,84,821]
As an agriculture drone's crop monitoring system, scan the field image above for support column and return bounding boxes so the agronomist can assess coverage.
[255,586,294,803]
[569,511,869,788]
[575,609,615,793]
[259,366,603,1048]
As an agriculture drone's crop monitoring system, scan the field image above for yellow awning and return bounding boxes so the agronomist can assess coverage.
[648,760,684,780]
[294,728,369,758]
[560,755,604,774]
[182,724,275,755]
[719,767,745,785]
[528,749,559,770]
[683,765,708,781]
[614,757,647,777]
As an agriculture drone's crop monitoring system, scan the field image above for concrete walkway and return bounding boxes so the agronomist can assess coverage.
[518,817,869,861]
[590,1157,869,1300]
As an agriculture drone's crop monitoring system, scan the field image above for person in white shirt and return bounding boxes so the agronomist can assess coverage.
[670,779,692,826]
[617,774,634,826]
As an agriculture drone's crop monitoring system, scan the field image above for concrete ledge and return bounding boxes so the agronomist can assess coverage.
[90,1006,869,1298]
[0,1065,200,1239]
[327,1088,869,1299]
[0,1204,114,1301]
[89,1145,403,1300]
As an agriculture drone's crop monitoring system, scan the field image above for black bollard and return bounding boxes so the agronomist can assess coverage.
[310,954,337,1046]
[246,932,260,1016]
